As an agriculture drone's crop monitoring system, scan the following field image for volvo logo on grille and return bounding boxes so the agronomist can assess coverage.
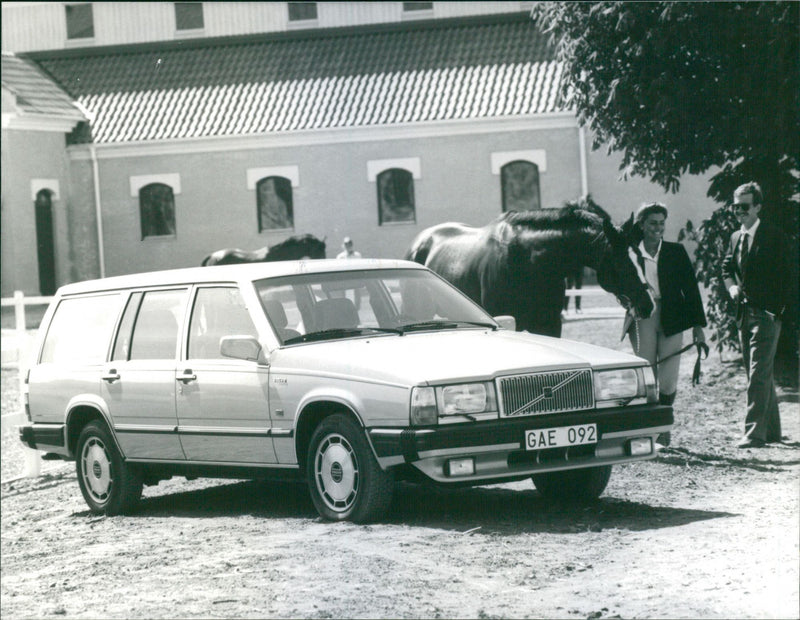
[500,369,592,417]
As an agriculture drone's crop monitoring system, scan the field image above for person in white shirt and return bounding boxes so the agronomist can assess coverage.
[624,202,707,446]
[336,237,362,260]
[336,237,363,309]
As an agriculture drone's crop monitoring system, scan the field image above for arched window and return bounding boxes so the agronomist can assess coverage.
[139,183,176,239]
[257,176,294,231]
[501,160,540,212]
[377,168,415,225]
[34,189,56,295]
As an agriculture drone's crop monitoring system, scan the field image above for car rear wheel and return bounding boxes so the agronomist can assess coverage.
[307,414,393,523]
[531,465,612,502]
[76,420,143,515]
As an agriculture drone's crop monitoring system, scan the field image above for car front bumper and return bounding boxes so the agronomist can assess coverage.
[369,403,672,483]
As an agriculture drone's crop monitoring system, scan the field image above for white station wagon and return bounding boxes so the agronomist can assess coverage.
[20,259,672,522]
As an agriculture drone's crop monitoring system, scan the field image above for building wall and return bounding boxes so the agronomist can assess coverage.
[1,2,530,53]
[3,120,721,294]
[72,121,583,277]
[0,128,73,296]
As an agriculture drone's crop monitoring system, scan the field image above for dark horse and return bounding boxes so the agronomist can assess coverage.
[404,197,654,337]
[201,234,326,266]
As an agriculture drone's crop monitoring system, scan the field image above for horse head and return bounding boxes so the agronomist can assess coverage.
[298,234,326,259]
[619,212,642,247]
[593,217,654,319]
[266,234,326,261]
[308,235,327,259]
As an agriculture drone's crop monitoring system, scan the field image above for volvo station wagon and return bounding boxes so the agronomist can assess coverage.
[19,259,672,522]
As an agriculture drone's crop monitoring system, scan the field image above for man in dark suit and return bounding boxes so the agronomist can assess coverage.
[722,182,797,448]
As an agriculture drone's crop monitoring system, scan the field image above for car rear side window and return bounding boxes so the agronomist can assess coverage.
[188,287,258,359]
[40,294,122,365]
[128,290,187,360]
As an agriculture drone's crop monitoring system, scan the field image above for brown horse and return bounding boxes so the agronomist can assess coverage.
[202,234,326,266]
[404,197,653,337]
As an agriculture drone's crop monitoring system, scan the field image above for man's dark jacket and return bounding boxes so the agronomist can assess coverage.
[722,221,798,322]
[632,241,707,337]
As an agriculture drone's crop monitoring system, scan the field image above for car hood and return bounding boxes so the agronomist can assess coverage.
[271,328,646,386]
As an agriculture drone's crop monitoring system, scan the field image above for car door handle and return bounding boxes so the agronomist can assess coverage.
[177,370,197,383]
[102,370,120,383]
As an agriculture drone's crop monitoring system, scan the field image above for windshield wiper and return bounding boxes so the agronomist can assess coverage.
[399,320,497,333]
[283,326,402,344]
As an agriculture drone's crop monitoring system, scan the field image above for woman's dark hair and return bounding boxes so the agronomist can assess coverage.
[635,202,669,228]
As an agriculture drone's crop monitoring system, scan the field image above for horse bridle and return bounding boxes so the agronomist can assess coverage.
[586,230,650,317]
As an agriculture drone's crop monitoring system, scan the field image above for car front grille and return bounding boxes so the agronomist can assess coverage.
[497,369,594,417]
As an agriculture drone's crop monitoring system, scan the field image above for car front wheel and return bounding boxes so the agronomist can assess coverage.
[531,465,612,502]
[76,420,143,515]
[307,414,393,523]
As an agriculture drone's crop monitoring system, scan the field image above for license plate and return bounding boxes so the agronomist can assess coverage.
[525,423,598,450]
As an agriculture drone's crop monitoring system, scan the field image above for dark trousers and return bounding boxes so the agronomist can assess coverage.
[740,306,782,442]
[563,270,583,311]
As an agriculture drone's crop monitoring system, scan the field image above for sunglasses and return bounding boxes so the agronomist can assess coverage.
[732,202,753,213]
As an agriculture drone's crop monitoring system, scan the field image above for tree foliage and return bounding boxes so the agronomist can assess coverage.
[532,2,799,352]
[677,214,740,354]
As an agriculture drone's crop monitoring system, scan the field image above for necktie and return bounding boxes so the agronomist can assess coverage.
[740,233,749,271]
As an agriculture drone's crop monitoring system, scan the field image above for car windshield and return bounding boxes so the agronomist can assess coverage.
[254,268,496,344]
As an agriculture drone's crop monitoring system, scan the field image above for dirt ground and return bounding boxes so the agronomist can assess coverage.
[1,318,798,619]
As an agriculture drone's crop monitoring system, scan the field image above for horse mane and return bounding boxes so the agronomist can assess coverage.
[496,195,608,237]
[567,194,613,222]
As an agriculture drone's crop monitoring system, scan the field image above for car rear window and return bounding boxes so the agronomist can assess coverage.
[40,294,123,365]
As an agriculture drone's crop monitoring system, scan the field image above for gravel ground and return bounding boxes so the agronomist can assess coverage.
[2,318,798,619]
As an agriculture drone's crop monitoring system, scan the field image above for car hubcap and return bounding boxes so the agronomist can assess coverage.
[315,433,358,513]
[81,437,112,504]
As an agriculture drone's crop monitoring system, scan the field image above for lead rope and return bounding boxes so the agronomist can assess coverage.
[626,246,647,371]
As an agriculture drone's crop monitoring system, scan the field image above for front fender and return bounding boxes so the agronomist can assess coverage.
[294,387,368,429]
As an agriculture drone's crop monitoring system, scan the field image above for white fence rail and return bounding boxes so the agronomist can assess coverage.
[1,290,52,328]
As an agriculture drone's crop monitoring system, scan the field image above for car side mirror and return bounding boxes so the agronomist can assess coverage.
[494,315,516,331]
[220,335,267,363]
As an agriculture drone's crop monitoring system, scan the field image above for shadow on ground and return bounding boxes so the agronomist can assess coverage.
[59,477,737,536]
[656,446,800,472]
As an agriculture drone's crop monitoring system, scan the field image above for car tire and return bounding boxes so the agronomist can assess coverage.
[76,420,143,515]
[531,465,612,502]
[307,414,393,523]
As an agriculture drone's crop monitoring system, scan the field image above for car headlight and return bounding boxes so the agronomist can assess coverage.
[594,368,640,401]
[437,383,497,416]
[410,382,498,425]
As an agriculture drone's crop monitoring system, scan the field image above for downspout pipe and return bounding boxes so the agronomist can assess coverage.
[578,125,589,198]
[89,144,105,278]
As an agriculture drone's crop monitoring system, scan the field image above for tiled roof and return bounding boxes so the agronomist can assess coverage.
[26,14,563,144]
[1,52,86,121]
